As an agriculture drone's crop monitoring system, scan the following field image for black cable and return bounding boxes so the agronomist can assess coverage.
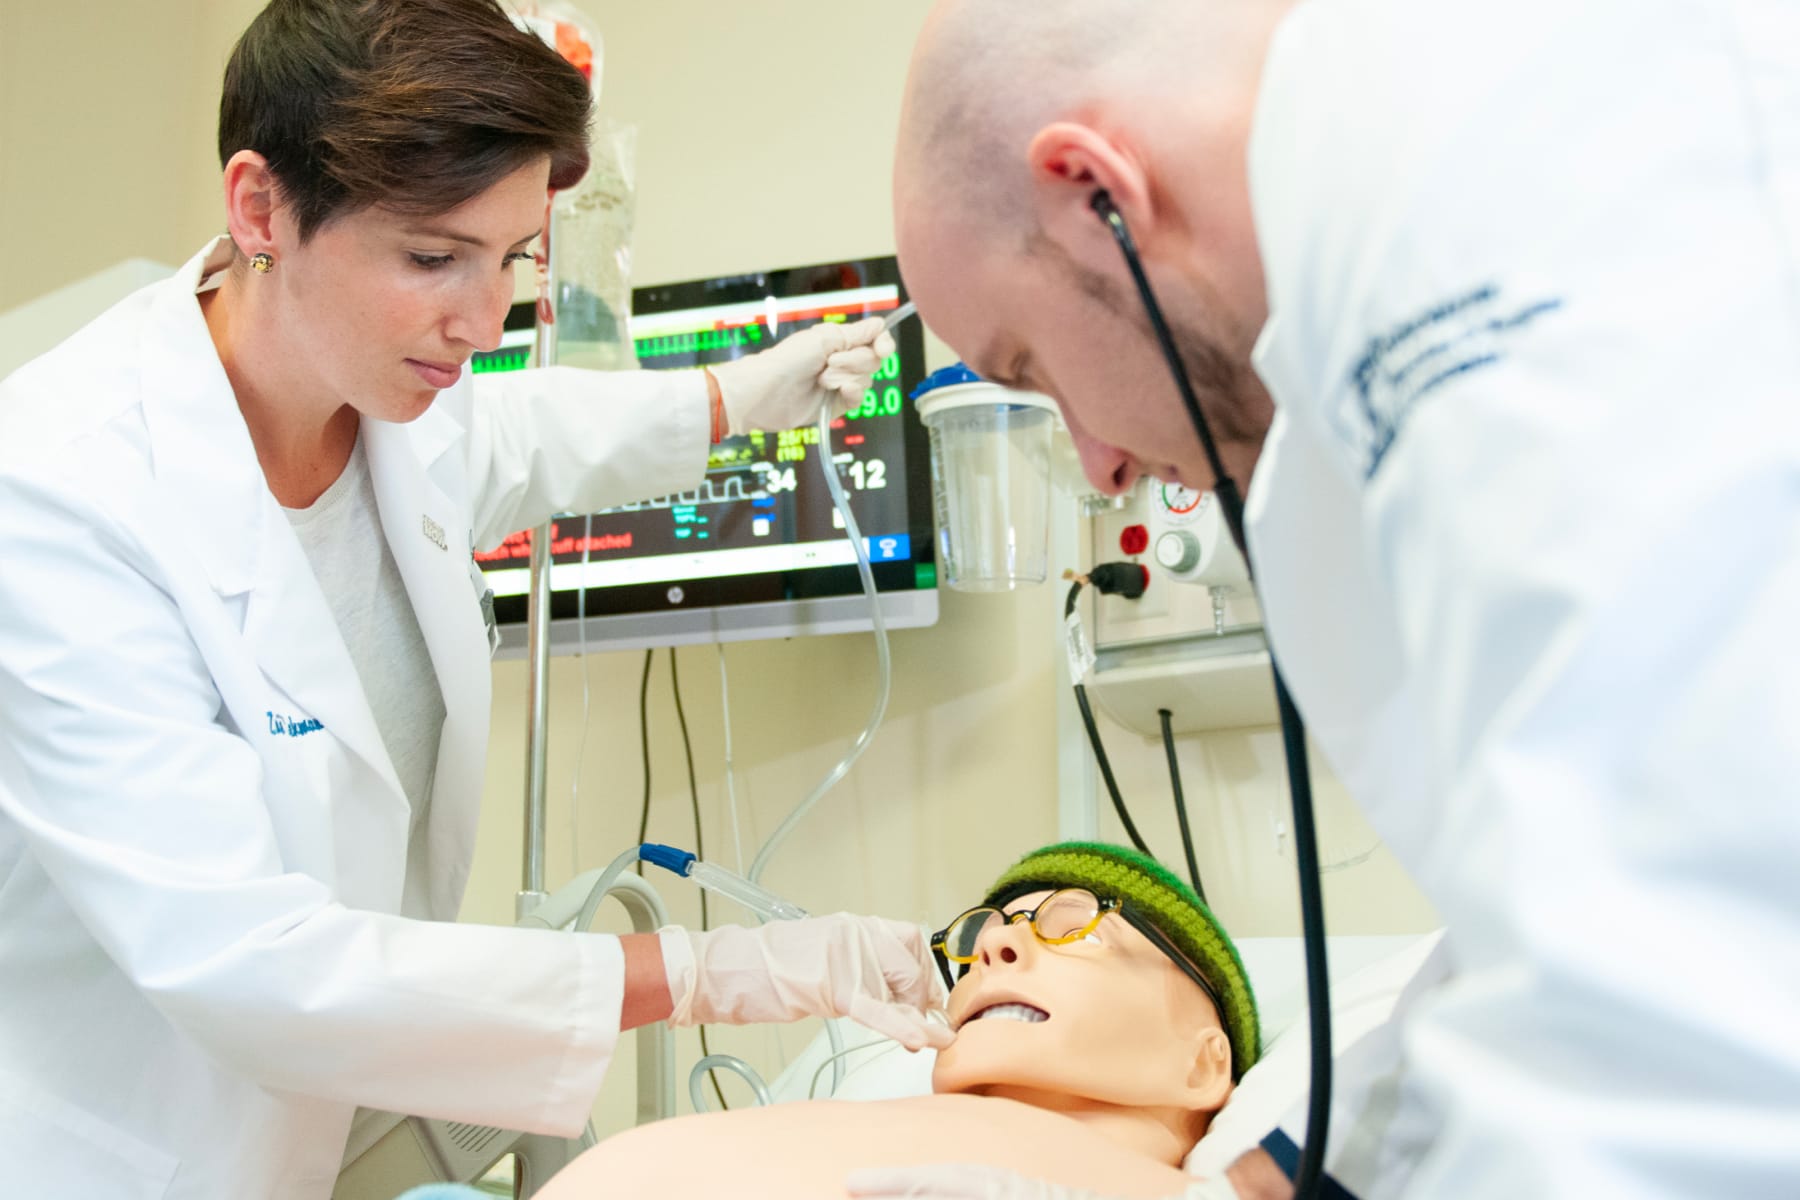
[1158,709,1207,905]
[670,647,707,929]
[635,648,655,875]
[1065,578,1153,857]
[669,648,728,1115]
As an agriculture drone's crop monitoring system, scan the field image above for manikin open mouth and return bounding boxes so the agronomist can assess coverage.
[965,1002,1050,1026]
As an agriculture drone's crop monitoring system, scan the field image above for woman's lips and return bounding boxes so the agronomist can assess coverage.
[407,358,461,389]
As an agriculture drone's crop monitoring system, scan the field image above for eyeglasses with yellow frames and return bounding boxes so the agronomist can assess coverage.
[928,887,1225,1018]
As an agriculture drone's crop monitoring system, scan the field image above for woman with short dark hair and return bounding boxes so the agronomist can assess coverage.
[0,3,936,1196]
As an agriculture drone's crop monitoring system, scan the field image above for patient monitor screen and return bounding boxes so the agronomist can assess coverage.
[473,256,935,646]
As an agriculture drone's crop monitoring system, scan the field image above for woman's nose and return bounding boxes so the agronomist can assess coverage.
[452,272,517,352]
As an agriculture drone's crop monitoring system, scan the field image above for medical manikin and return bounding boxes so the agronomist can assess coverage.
[535,843,1260,1200]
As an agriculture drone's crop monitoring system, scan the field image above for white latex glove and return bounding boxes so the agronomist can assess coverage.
[845,1165,1241,1200]
[659,914,953,1051]
[708,317,897,435]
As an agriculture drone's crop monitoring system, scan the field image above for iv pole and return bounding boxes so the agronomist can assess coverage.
[518,201,559,921]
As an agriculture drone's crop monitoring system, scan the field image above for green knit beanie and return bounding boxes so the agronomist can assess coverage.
[983,840,1260,1079]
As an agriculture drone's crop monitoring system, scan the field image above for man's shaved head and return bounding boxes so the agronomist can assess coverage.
[900,0,1238,241]
[895,0,1294,496]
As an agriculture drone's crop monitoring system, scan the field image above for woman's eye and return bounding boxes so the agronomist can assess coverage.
[409,253,453,270]
[503,250,533,267]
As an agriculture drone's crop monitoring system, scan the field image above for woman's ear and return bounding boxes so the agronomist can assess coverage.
[221,149,280,261]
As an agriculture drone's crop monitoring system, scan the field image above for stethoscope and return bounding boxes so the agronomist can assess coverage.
[1092,189,1334,1200]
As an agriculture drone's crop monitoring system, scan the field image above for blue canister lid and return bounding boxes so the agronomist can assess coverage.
[909,361,984,401]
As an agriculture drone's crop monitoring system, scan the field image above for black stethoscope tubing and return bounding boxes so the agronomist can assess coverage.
[1092,190,1334,1200]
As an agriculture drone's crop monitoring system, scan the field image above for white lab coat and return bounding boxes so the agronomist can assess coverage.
[1244,0,1800,1195]
[0,237,709,1199]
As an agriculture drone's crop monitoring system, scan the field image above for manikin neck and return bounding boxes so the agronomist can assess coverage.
[970,1084,1211,1169]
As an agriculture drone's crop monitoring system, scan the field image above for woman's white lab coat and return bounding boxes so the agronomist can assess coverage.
[1243,0,1800,1195]
[0,238,709,1199]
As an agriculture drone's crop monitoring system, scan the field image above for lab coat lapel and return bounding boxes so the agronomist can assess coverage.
[137,239,404,815]
[362,407,492,919]
[239,507,407,809]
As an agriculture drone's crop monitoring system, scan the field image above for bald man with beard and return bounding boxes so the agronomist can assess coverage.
[882,1,1800,1199]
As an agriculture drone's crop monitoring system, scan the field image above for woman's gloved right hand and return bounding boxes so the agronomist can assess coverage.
[659,914,953,1051]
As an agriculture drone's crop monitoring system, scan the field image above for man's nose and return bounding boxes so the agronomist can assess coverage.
[1071,428,1143,497]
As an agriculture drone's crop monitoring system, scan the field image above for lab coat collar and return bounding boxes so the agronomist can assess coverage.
[135,239,488,914]
[137,238,406,819]
[138,237,266,597]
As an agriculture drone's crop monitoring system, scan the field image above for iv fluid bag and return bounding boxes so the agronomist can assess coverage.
[554,120,639,371]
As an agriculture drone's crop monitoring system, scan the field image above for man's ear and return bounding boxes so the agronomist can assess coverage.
[221,149,281,261]
[1184,1025,1235,1112]
[1024,122,1154,264]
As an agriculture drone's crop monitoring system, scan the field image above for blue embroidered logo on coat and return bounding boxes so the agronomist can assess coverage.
[267,711,325,737]
[1335,284,1563,481]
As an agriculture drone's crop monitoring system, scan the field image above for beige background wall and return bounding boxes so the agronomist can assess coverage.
[0,0,1435,1148]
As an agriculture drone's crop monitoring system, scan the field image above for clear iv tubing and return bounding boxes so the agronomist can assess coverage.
[634,843,842,1107]
[524,843,850,1103]
[745,381,899,887]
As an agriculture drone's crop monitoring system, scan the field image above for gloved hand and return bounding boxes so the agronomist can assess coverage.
[708,317,896,435]
[659,913,953,1051]
[845,1165,1241,1199]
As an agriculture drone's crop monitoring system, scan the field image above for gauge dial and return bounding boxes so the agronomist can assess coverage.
[1153,481,1209,526]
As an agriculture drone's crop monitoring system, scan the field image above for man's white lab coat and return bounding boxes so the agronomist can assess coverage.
[1245,0,1800,1194]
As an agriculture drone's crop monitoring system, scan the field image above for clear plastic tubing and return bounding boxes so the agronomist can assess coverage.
[640,843,809,921]
[746,395,892,887]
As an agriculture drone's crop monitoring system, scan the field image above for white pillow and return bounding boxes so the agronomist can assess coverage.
[1183,931,1445,1177]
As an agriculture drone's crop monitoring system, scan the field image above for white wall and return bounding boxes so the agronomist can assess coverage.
[0,1,264,315]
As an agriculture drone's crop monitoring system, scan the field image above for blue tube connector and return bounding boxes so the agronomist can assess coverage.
[639,843,809,922]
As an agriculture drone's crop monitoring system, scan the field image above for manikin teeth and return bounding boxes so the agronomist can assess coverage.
[972,1002,1049,1024]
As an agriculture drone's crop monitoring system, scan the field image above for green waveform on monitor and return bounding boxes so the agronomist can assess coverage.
[471,346,531,374]
[635,324,765,359]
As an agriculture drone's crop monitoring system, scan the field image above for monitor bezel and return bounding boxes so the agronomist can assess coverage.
[485,254,939,653]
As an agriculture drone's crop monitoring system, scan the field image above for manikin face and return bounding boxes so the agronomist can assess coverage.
[931,890,1231,1111]
[265,158,549,423]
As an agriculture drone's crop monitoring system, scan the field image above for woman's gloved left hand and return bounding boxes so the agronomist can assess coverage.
[707,317,896,435]
[659,914,954,1051]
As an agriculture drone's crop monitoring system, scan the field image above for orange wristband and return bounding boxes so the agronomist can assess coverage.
[705,368,727,443]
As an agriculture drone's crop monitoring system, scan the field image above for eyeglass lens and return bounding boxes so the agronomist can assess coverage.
[946,888,1102,959]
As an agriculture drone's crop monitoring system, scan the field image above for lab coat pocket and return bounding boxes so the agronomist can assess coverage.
[0,1071,179,1197]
